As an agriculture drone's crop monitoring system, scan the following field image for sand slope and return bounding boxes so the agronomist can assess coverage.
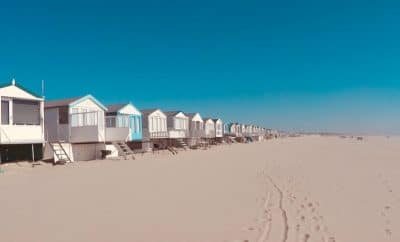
[0,136,399,242]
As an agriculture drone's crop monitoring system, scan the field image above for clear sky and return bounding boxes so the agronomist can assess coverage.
[1,0,399,134]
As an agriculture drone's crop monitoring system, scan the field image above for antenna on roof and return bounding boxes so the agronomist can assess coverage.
[41,80,45,98]
[11,78,16,85]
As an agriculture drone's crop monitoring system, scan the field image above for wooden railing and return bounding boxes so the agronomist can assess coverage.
[149,131,169,138]
[190,129,205,138]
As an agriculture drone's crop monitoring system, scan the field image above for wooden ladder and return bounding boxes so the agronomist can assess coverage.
[112,141,135,160]
[176,139,188,150]
[49,142,71,165]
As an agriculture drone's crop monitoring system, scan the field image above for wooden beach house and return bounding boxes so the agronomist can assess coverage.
[105,103,142,158]
[0,79,44,162]
[141,109,168,151]
[228,123,246,142]
[223,122,230,136]
[213,118,224,142]
[224,122,237,137]
[203,118,216,142]
[165,111,189,148]
[186,113,204,147]
[43,95,107,163]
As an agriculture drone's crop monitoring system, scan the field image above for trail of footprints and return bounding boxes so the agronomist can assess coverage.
[255,169,336,242]
[287,193,335,242]
[379,174,397,238]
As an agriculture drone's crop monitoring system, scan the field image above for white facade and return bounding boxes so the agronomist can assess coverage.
[0,81,44,145]
[213,119,223,138]
[45,95,106,143]
[105,103,142,142]
[185,113,204,146]
[188,113,204,138]
[203,118,216,138]
[167,111,189,139]
[230,123,242,137]
[43,142,105,162]
[142,109,168,139]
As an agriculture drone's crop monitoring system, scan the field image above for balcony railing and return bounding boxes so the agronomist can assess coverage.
[149,131,169,138]
[190,129,204,138]
[168,129,189,138]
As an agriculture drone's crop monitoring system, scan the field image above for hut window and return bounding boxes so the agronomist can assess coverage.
[162,118,166,131]
[71,108,98,127]
[71,108,79,126]
[1,100,10,125]
[86,111,97,126]
[106,117,116,128]
[59,107,69,124]
[117,116,129,128]
[156,117,160,131]
[13,99,40,125]
[81,108,88,126]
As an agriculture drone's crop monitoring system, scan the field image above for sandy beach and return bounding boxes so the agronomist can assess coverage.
[0,136,399,242]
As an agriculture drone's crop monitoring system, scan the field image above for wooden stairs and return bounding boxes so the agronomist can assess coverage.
[112,141,135,160]
[48,142,71,165]
[176,139,188,150]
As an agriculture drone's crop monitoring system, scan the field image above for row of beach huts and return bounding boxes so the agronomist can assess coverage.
[0,80,278,164]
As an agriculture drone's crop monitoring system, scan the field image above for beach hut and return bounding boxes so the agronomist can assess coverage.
[240,124,246,136]
[186,113,204,147]
[225,123,241,138]
[0,79,44,163]
[203,118,216,143]
[213,118,224,142]
[141,109,168,151]
[223,122,238,143]
[165,111,189,148]
[223,122,229,136]
[43,95,107,163]
[105,103,142,158]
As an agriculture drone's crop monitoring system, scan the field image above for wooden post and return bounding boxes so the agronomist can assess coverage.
[31,144,35,162]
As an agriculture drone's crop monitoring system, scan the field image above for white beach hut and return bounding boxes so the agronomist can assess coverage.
[203,118,216,140]
[165,111,189,148]
[43,95,107,163]
[213,118,224,142]
[105,103,142,158]
[0,79,44,162]
[186,113,204,147]
[141,109,168,151]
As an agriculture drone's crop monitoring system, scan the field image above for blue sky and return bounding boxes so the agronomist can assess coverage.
[1,0,399,134]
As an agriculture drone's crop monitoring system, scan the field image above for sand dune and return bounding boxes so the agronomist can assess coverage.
[0,136,399,242]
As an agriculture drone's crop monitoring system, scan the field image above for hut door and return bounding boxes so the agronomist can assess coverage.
[129,116,135,140]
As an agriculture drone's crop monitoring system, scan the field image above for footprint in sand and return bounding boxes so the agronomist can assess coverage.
[327,237,336,242]
[303,233,311,242]
[247,227,255,231]
[385,228,392,236]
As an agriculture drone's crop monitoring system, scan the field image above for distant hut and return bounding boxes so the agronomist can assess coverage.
[141,109,168,151]
[186,112,204,147]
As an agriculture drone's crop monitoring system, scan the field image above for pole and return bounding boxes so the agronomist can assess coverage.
[31,144,35,162]
[41,80,45,98]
